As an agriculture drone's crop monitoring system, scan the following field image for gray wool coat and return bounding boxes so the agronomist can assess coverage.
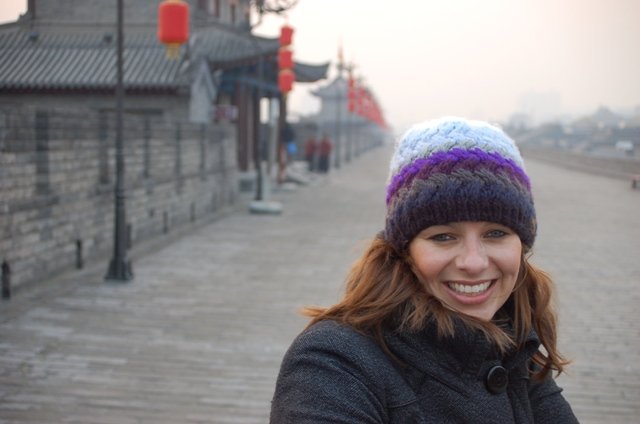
[270,320,578,423]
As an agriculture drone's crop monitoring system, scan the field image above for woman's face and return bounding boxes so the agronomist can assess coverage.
[408,221,522,321]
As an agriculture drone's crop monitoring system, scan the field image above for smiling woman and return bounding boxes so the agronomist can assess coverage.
[270,117,579,423]
[409,221,523,322]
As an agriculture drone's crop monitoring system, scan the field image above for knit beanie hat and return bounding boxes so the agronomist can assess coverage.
[384,117,536,253]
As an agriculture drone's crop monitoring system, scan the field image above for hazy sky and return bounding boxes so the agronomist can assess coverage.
[2,0,639,133]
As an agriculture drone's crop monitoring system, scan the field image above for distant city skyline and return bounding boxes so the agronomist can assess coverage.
[253,0,640,134]
[2,0,639,134]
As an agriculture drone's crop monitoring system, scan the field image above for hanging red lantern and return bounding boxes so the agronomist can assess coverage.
[278,24,295,95]
[278,48,294,70]
[347,75,356,112]
[278,69,295,93]
[157,0,190,59]
[279,24,294,47]
[356,85,366,116]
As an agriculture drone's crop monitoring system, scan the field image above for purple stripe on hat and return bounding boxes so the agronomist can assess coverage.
[384,175,536,251]
[386,148,530,205]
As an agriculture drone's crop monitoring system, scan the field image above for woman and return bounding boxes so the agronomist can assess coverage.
[270,117,578,423]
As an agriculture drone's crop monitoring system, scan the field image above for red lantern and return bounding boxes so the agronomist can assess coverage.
[278,48,294,70]
[278,69,295,93]
[356,85,366,116]
[347,76,356,112]
[279,24,294,46]
[278,24,295,95]
[158,0,190,59]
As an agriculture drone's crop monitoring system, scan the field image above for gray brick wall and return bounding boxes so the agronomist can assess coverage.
[0,107,238,290]
[29,0,252,27]
[32,0,160,24]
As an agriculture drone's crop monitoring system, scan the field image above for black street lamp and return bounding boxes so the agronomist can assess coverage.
[248,4,295,214]
[106,0,133,281]
[253,44,265,202]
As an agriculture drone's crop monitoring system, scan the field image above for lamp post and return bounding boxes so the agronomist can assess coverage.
[248,40,283,214]
[106,0,132,281]
[334,67,343,170]
[253,43,265,202]
[346,66,355,163]
[249,2,297,206]
[249,23,293,215]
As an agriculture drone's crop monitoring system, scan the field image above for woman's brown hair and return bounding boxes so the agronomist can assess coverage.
[303,235,569,380]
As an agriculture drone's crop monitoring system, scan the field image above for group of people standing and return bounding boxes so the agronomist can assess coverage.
[303,135,332,173]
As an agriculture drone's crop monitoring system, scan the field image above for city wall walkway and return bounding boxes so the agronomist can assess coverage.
[1,145,639,423]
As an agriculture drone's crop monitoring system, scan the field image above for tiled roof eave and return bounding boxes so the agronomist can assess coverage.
[0,84,181,94]
[0,29,187,91]
[294,61,331,83]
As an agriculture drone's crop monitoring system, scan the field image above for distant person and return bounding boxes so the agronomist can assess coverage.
[318,135,332,173]
[303,136,317,172]
[286,139,297,162]
[270,117,578,422]
[281,123,296,161]
[280,123,296,183]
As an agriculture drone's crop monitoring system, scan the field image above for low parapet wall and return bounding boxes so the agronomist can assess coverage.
[520,147,640,181]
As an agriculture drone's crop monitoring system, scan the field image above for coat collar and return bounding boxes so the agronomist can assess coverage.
[384,317,541,379]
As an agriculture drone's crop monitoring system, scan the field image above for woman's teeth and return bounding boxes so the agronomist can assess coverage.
[447,281,492,295]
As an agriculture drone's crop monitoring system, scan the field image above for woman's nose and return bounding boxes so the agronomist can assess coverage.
[455,238,489,274]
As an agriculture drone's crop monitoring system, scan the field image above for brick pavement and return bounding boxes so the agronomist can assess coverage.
[528,159,640,423]
[1,145,639,423]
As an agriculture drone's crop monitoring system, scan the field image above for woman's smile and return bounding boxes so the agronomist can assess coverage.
[447,280,493,296]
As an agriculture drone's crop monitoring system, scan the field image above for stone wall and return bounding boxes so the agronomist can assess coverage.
[0,107,238,291]
[25,0,252,27]
[30,0,159,24]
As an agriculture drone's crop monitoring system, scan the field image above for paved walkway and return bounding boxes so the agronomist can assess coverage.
[1,145,639,423]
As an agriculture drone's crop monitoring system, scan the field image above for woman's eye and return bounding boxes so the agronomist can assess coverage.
[486,229,507,238]
[430,233,454,242]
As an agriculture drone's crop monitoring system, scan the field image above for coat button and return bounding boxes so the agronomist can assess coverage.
[486,365,508,394]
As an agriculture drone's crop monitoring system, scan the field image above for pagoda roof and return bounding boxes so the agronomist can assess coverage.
[0,21,328,92]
